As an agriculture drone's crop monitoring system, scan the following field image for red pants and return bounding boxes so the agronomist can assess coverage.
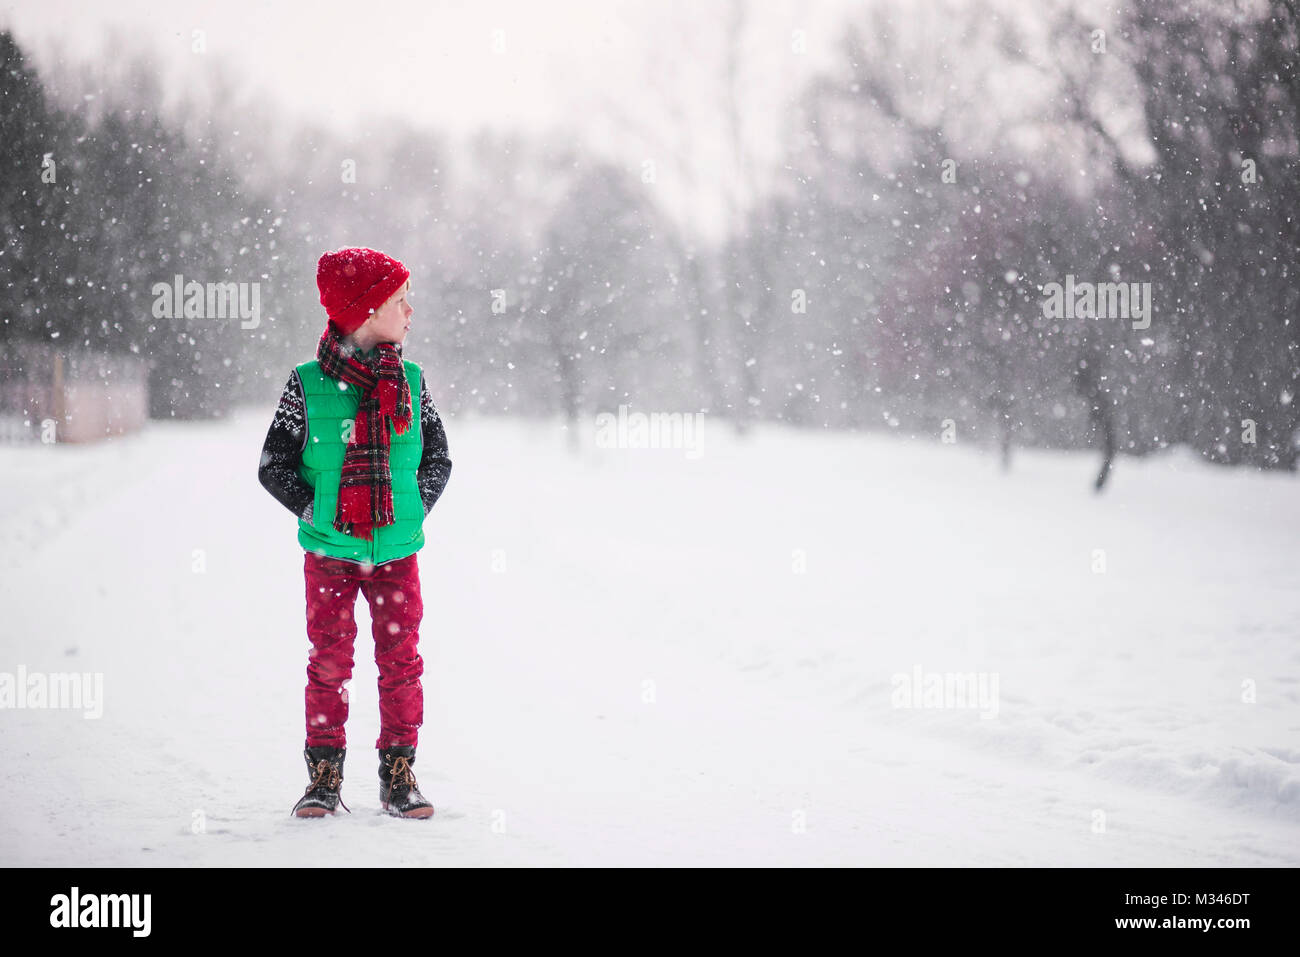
[303,551,424,751]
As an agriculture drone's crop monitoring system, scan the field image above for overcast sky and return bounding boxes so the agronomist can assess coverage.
[2,0,870,237]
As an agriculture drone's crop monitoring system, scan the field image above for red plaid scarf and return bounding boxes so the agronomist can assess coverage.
[315,324,414,541]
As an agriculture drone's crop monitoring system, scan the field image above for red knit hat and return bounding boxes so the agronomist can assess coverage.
[316,247,410,336]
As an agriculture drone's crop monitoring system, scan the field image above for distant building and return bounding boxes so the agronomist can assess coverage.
[0,339,150,443]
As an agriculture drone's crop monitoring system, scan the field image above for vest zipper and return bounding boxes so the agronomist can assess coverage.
[352,379,378,567]
[366,381,378,567]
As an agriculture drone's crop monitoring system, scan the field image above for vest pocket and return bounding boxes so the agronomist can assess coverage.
[310,478,323,531]
[309,470,339,536]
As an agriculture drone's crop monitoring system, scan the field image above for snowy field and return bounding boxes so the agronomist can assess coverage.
[1,407,1298,866]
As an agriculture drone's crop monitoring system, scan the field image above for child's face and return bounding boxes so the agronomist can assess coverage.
[363,281,413,346]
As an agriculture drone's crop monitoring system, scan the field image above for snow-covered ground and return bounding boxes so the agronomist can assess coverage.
[1,407,1297,866]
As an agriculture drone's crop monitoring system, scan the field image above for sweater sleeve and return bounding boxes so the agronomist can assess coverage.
[416,372,453,517]
[257,371,316,521]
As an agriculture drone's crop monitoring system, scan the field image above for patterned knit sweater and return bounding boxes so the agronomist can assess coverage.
[257,367,452,525]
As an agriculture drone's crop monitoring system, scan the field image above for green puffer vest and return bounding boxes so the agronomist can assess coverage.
[295,359,425,565]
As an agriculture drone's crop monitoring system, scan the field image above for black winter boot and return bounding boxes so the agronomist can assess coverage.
[291,746,350,817]
[378,745,434,818]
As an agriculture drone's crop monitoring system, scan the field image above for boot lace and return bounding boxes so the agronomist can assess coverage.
[293,757,351,814]
[385,755,420,802]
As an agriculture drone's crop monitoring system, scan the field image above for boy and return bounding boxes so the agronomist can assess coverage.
[257,247,452,818]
